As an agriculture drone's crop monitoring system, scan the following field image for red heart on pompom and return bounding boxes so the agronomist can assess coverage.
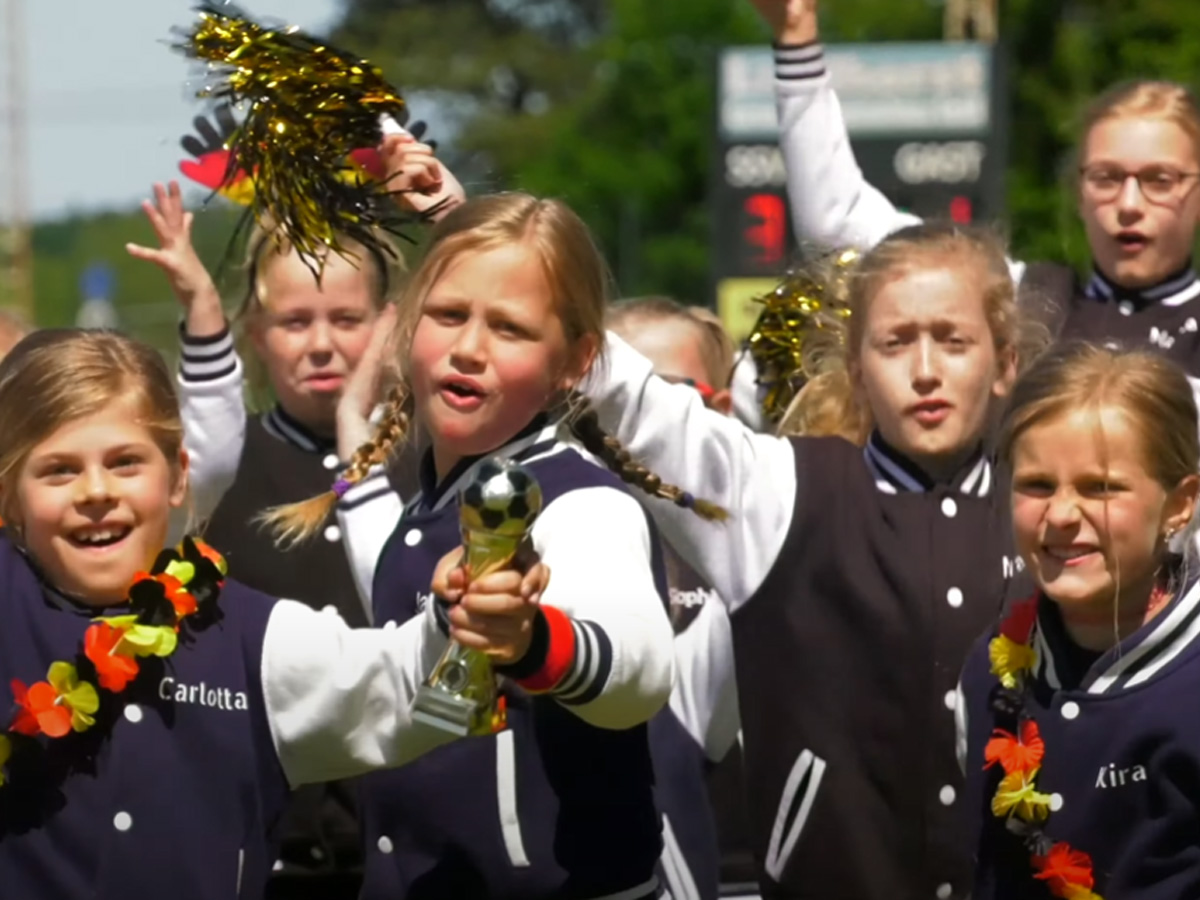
[348,147,386,181]
[179,150,246,191]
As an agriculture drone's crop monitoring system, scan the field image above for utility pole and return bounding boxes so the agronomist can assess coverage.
[1,0,33,323]
[944,0,998,42]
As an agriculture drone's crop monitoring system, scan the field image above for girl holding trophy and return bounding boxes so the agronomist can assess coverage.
[270,188,722,900]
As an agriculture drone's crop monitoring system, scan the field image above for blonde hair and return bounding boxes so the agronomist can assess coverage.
[999,343,1200,615]
[607,296,736,389]
[0,329,185,525]
[265,193,724,545]
[234,223,407,408]
[1077,80,1200,171]
[999,342,1200,498]
[778,223,1040,443]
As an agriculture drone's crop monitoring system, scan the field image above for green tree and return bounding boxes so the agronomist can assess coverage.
[336,0,769,301]
[30,200,244,358]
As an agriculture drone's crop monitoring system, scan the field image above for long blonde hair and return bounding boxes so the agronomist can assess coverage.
[265,192,723,545]
[778,223,1040,442]
[0,329,186,525]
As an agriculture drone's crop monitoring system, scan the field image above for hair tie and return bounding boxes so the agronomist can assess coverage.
[675,491,695,510]
[332,477,353,499]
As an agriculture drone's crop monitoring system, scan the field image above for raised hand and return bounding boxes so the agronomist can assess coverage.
[125,181,225,336]
[747,0,818,44]
[378,131,467,221]
[337,303,399,460]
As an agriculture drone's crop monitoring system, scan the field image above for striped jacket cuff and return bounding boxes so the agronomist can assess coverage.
[552,619,613,706]
[500,605,575,692]
[774,41,825,81]
[178,323,238,383]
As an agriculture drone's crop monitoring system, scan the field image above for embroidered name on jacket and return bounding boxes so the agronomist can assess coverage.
[1095,762,1148,789]
[670,586,718,610]
[158,676,249,710]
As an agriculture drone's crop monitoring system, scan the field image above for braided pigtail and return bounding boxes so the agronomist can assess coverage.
[567,403,728,522]
[259,383,413,547]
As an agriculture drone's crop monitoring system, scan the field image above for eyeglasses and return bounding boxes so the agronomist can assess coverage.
[1079,164,1200,204]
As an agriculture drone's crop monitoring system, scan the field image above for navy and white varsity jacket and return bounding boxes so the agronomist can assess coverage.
[771,43,1200,375]
[0,533,454,900]
[584,335,1033,899]
[960,577,1200,899]
[356,419,677,900]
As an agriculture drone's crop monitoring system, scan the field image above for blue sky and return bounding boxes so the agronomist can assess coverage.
[9,0,340,220]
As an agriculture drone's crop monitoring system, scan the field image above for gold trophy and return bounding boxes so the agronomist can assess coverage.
[411,458,544,737]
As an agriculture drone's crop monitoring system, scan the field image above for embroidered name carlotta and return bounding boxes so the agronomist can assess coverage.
[0,537,227,788]
[158,677,248,711]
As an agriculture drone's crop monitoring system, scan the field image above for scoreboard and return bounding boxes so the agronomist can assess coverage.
[712,42,1007,340]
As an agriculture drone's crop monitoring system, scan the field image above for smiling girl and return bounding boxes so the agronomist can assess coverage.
[0,327,546,900]
[754,0,1200,374]
[959,343,1200,899]
[583,222,1040,899]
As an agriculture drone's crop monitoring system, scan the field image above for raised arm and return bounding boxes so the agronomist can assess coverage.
[751,0,921,249]
[126,181,248,524]
[583,333,796,614]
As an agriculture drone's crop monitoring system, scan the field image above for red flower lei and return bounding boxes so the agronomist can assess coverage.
[986,596,1102,900]
[0,537,227,787]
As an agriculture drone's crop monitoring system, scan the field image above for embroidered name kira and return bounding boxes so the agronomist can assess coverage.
[1095,763,1148,789]
[158,676,249,711]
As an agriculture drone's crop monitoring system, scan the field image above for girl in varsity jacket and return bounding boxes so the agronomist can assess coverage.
[584,223,1038,899]
[270,189,713,900]
[751,0,1200,376]
[959,343,1200,900]
[0,328,548,900]
[126,158,451,891]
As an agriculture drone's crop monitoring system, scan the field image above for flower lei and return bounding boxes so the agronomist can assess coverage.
[987,596,1103,900]
[0,537,226,788]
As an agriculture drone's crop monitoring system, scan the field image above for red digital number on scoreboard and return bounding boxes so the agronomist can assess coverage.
[743,193,786,267]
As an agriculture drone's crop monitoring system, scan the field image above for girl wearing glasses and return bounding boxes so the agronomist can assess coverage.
[751,0,1200,374]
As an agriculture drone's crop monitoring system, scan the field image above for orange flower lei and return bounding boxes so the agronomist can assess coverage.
[986,596,1103,900]
[0,537,226,788]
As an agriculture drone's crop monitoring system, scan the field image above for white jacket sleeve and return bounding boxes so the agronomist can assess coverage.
[776,42,921,250]
[262,599,455,786]
[335,467,404,623]
[582,333,797,613]
[670,596,740,763]
[177,325,247,524]
[523,487,676,730]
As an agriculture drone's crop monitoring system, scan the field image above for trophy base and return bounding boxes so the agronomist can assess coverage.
[412,685,480,737]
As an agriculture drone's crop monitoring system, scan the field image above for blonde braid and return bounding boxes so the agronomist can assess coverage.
[259,384,412,547]
[567,404,728,523]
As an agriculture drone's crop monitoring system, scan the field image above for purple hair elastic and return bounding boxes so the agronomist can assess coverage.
[332,477,353,499]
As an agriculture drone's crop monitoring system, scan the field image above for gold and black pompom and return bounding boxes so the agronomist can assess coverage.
[747,249,858,424]
[176,3,433,276]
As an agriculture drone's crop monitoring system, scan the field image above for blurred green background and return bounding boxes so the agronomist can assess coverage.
[25,0,1200,353]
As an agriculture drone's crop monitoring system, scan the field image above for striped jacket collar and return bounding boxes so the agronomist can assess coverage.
[262,405,336,455]
[408,416,569,516]
[1033,569,1200,696]
[862,431,992,498]
[1085,263,1200,310]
